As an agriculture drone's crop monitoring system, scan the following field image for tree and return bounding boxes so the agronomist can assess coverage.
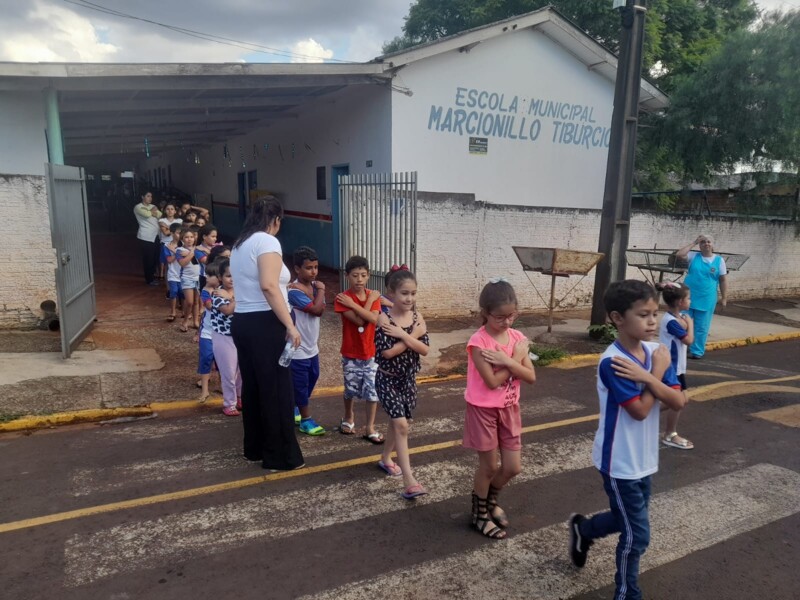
[662,10,800,180]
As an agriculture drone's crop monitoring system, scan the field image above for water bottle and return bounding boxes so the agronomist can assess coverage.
[278,341,296,367]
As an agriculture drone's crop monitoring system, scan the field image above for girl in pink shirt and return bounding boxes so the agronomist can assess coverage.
[463,279,536,539]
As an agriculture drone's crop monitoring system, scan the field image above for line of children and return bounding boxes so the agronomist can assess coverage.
[568,280,687,600]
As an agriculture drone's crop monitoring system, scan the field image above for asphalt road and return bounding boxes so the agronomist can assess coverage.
[1,340,799,600]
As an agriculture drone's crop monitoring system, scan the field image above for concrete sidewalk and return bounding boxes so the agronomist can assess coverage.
[1,234,799,428]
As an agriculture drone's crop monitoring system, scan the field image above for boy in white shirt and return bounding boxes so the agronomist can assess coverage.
[568,280,686,600]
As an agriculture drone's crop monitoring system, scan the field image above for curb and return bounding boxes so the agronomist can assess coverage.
[0,374,467,433]
[3,334,797,434]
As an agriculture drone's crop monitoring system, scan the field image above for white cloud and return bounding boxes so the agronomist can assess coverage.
[1,1,118,62]
[289,38,334,63]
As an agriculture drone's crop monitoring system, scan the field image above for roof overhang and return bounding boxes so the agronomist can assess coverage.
[376,7,669,113]
[0,62,390,163]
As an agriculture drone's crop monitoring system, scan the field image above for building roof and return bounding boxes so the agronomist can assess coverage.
[376,6,668,113]
[0,7,667,166]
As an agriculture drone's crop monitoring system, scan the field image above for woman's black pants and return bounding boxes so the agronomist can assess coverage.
[139,236,159,284]
[231,310,304,470]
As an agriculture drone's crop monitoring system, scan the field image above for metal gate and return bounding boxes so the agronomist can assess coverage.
[46,164,96,358]
[338,172,417,292]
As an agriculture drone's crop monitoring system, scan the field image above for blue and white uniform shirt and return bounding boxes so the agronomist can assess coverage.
[162,245,182,283]
[659,313,688,376]
[287,282,322,360]
[199,289,214,340]
[592,341,680,480]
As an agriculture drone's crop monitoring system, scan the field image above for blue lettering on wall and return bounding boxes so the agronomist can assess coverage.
[430,87,608,149]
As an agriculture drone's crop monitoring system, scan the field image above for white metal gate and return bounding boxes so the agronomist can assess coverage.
[46,164,96,358]
[338,172,417,292]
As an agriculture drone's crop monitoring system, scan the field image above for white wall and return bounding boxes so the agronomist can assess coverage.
[0,92,49,176]
[140,83,392,214]
[416,194,800,316]
[391,29,615,209]
[0,175,57,328]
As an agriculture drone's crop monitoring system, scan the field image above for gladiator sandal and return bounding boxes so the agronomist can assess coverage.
[471,491,479,527]
[487,484,510,529]
[473,495,507,540]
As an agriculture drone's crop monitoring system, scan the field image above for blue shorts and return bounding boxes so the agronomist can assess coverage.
[167,281,184,300]
[290,355,320,408]
[197,337,214,375]
[342,357,378,402]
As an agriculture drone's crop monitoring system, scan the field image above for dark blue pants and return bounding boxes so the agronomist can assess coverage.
[579,473,652,600]
[290,355,320,408]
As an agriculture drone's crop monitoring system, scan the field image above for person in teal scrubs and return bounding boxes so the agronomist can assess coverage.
[676,235,728,358]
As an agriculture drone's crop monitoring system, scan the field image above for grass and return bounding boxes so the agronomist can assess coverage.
[529,344,569,366]
[0,413,25,424]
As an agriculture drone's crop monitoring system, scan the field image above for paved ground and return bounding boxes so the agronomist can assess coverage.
[0,340,798,599]
[1,233,799,421]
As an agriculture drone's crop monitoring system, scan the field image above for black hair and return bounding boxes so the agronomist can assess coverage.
[188,224,200,234]
[204,260,221,279]
[141,189,154,199]
[655,282,690,307]
[604,280,658,316]
[169,222,182,234]
[216,258,231,278]
[207,244,230,264]
[385,268,416,291]
[345,255,369,273]
[478,280,517,323]
[293,245,319,268]
[198,224,217,241]
[233,196,283,250]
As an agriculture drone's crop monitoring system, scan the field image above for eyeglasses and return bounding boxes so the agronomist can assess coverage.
[488,311,518,323]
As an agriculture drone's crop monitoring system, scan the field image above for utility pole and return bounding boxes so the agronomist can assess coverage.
[590,0,648,327]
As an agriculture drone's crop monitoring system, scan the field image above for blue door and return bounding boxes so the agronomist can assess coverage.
[331,164,349,269]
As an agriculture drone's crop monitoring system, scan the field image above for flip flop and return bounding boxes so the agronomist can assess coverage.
[339,419,355,435]
[401,484,428,500]
[377,460,402,477]
[363,431,385,445]
[179,325,189,333]
[166,315,176,322]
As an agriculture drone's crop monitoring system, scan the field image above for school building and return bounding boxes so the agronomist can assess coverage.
[1,7,798,342]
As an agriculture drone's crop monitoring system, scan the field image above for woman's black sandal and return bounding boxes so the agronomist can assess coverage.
[487,484,510,528]
[472,492,507,539]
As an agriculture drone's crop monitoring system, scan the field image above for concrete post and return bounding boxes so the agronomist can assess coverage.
[44,88,64,165]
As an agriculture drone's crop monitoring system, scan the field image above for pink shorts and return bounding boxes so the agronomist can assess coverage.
[462,403,522,452]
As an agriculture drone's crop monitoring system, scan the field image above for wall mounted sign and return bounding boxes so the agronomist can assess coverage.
[469,137,488,155]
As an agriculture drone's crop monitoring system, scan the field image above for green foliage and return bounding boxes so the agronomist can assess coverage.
[588,323,618,344]
[528,343,568,366]
[663,10,800,179]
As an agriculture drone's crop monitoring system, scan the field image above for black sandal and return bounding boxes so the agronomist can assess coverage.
[487,485,509,529]
[471,492,507,539]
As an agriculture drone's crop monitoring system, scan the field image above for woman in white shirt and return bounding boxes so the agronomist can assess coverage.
[230,197,304,471]
[133,190,162,285]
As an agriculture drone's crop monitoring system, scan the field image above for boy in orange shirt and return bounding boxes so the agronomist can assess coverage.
[334,255,384,444]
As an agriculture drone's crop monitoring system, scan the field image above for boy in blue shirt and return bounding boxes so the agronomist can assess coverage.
[569,280,686,600]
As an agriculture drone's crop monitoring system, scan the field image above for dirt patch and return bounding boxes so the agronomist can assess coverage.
[720,299,800,328]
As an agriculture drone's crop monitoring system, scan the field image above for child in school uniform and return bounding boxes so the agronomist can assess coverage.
[196,260,220,403]
[162,222,184,322]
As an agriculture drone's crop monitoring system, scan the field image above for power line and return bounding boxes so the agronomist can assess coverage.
[61,0,356,63]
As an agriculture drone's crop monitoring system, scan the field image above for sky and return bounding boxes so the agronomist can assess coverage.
[0,0,796,65]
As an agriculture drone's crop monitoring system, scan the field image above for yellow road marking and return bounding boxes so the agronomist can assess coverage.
[688,375,800,402]
[751,404,800,428]
[0,413,598,535]
[1,374,797,534]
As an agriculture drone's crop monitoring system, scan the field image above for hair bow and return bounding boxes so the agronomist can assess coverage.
[488,276,509,284]
[390,264,409,272]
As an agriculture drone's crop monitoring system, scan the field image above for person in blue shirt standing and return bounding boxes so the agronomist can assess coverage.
[675,234,728,359]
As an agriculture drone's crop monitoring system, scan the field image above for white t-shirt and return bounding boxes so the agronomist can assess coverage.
[592,341,680,479]
[134,203,161,242]
[230,232,290,313]
[158,217,182,244]
[687,251,727,276]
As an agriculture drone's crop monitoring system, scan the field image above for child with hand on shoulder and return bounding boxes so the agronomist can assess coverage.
[568,280,686,600]
[158,203,181,282]
[196,260,220,402]
[374,267,430,500]
[210,258,242,416]
[287,246,326,436]
[656,281,694,449]
[176,228,201,332]
[162,222,184,322]
[334,256,383,444]
[464,279,535,539]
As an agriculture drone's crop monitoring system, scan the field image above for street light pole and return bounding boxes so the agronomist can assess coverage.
[590,0,648,327]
